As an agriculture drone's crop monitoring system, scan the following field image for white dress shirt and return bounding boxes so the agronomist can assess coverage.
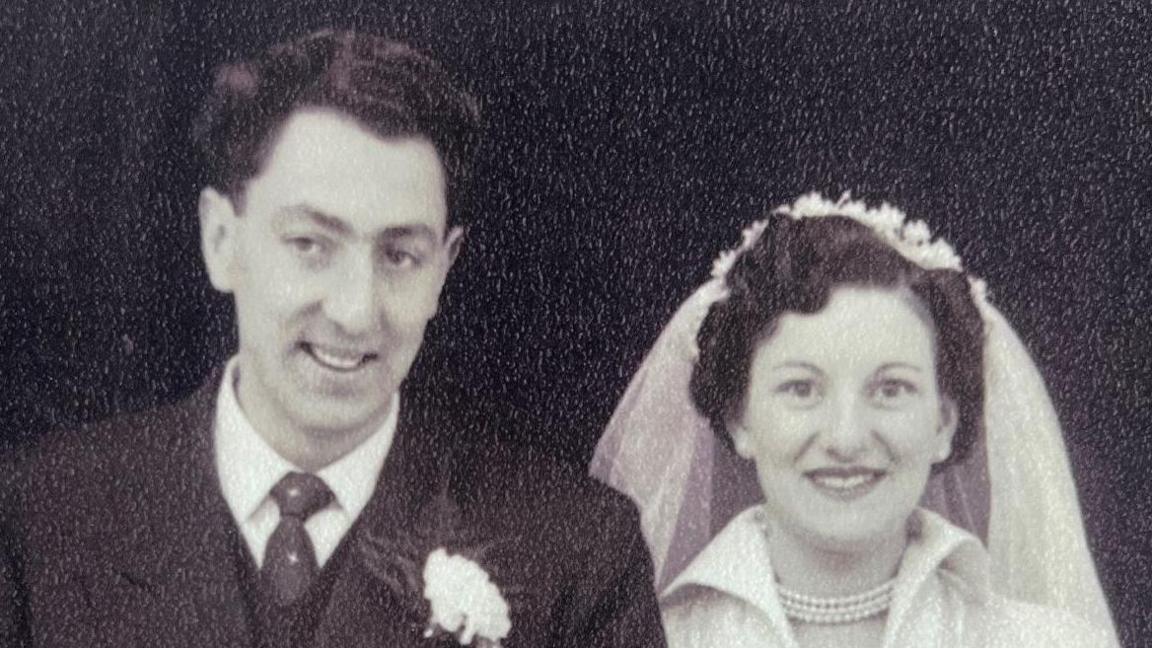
[213,358,397,568]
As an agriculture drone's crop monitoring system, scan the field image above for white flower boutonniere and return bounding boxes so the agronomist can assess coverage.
[361,484,520,646]
[422,548,511,647]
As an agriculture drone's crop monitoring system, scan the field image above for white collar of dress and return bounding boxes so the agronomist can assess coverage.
[660,506,991,619]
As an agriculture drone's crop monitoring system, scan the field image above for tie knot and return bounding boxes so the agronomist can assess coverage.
[271,472,333,520]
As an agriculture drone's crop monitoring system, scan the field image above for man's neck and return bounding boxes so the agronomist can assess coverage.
[251,421,381,473]
[230,367,392,472]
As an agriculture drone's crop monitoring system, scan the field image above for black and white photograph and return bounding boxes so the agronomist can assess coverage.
[1,2,1148,646]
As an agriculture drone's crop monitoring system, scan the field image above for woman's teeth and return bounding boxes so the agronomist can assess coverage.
[811,474,874,489]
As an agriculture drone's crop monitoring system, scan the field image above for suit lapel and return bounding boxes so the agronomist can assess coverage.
[314,398,453,647]
[92,375,253,647]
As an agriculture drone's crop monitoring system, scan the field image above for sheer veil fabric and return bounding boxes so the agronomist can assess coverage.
[590,275,1118,644]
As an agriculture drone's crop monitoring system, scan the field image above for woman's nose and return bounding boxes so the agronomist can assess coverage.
[821,396,871,461]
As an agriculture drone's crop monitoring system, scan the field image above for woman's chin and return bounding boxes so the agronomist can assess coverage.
[778,511,912,557]
[763,477,925,555]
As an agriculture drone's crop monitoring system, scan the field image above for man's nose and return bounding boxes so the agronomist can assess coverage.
[321,254,381,335]
[820,395,871,461]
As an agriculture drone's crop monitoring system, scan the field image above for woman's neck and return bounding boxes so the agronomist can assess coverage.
[765,518,908,598]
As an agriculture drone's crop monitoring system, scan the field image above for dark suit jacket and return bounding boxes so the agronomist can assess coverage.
[0,376,666,647]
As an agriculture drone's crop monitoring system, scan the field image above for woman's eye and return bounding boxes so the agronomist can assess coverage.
[873,379,918,402]
[287,236,323,256]
[777,380,819,401]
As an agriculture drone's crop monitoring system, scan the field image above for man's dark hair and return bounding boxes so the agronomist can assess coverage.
[690,214,986,470]
[192,29,483,226]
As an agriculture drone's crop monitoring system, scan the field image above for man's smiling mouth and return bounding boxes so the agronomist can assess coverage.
[301,342,377,372]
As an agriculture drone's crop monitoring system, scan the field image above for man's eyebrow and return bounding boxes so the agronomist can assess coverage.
[276,205,353,236]
[275,205,446,241]
[379,224,441,242]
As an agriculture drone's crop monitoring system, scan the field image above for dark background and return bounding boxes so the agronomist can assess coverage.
[1,0,1148,643]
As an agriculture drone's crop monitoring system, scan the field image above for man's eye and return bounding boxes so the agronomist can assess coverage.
[384,247,421,268]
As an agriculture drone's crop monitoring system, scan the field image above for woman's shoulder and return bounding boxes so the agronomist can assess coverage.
[909,511,1115,646]
[662,588,786,648]
[980,594,1115,647]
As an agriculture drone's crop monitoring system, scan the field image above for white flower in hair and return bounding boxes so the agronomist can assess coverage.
[710,219,770,279]
[773,192,964,272]
[903,220,932,245]
[704,192,987,334]
[710,249,739,280]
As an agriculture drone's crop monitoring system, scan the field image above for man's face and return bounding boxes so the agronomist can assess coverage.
[201,108,461,451]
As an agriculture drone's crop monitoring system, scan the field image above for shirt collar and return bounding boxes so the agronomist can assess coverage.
[213,357,398,524]
[661,507,791,631]
[661,506,991,626]
[887,508,991,630]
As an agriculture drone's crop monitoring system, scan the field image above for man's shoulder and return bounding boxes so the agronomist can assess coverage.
[3,384,216,514]
[473,436,636,519]
[396,393,666,646]
[408,393,641,533]
[426,403,631,514]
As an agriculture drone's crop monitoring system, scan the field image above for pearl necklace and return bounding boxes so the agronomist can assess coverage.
[776,578,895,625]
[752,508,898,625]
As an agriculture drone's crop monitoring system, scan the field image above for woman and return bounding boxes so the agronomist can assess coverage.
[592,193,1118,647]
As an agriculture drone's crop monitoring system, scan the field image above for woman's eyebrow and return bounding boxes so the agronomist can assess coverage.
[876,362,924,373]
[770,361,824,374]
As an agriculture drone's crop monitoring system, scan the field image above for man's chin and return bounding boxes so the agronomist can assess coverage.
[287,396,395,440]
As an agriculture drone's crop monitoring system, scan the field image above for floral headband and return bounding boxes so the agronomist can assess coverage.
[712,192,965,278]
[691,189,990,345]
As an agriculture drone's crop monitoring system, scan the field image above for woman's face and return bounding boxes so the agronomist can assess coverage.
[732,285,957,554]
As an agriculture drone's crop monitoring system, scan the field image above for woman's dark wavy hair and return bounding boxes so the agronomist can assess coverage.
[690,214,986,469]
[192,29,483,226]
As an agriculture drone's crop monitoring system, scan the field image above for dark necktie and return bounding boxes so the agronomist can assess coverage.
[262,472,334,606]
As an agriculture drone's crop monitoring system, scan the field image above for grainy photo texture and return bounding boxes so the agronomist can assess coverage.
[1,1,1148,646]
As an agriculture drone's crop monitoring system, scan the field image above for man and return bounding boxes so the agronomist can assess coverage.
[1,30,665,647]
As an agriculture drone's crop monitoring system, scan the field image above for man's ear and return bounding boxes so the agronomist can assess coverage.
[427,226,466,319]
[444,225,465,269]
[934,396,960,463]
[199,187,239,294]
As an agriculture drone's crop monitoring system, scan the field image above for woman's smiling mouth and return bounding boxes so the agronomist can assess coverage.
[804,467,886,500]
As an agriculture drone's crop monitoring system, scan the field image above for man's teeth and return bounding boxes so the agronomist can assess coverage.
[310,345,366,370]
[810,473,878,490]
